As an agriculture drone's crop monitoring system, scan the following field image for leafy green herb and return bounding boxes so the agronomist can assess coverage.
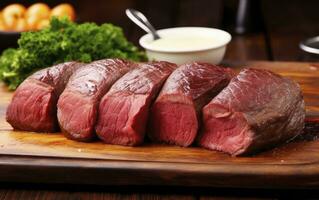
[0,17,147,90]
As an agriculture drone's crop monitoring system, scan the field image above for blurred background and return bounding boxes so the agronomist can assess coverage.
[0,0,318,62]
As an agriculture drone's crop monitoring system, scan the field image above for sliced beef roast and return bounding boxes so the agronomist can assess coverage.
[6,61,83,132]
[149,62,234,147]
[199,68,305,156]
[57,59,133,142]
[96,61,177,146]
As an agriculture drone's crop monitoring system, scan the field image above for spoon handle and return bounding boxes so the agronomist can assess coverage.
[126,8,160,40]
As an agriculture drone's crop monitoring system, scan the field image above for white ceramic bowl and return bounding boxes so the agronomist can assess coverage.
[139,27,231,65]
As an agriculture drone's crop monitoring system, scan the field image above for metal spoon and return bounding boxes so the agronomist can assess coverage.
[126,8,160,40]
[300,36,319,55]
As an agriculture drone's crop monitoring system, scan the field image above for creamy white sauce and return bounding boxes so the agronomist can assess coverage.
[148,36,216,51]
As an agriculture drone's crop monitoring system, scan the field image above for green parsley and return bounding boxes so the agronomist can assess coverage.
[0,17,147,90]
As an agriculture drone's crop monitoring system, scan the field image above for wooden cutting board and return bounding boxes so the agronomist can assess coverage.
[0,61,318,189]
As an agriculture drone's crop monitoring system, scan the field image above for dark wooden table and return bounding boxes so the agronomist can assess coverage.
[0,0,319,199]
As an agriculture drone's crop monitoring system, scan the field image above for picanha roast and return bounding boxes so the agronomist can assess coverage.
[6,59,305,156]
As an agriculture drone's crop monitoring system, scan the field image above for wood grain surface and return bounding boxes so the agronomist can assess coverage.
[0,61,318,189]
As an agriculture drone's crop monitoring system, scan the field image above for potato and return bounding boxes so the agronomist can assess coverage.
[36,19,50,30]
[26,3,50,19]
[14,18,28,32]
[2,4,26,30]
[0,12,7,31]
[51,4,75,21]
